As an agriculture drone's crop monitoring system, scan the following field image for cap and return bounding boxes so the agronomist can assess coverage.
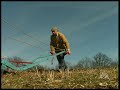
[51,26,58,32]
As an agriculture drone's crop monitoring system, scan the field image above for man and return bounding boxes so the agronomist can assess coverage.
[50,26,71,70]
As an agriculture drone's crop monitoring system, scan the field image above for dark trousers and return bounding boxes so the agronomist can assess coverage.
[56,53,67,70]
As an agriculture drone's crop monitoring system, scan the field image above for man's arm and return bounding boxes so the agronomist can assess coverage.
[60,33,71,54]
[50,36,55,55]
[60,33,70,50]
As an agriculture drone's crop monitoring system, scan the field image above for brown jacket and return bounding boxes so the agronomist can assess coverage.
[50,32,70,52]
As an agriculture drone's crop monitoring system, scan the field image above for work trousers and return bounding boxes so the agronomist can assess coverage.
[56,52,67,70]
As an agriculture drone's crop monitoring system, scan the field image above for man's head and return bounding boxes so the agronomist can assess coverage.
[51,26,58,35]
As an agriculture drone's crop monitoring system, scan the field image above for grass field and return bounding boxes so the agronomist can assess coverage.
[1,67,118,89]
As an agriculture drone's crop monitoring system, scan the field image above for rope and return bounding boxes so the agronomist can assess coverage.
[2,18,67,52]
[51,56,54,65]
[2,18,49,50]
[6,36,47,51]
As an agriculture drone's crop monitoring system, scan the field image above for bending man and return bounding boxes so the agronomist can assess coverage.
[50,26,71,70]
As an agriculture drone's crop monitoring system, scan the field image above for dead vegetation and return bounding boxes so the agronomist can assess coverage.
[1,67,118,89]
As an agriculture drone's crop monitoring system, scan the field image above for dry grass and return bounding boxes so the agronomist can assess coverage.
[1,67,118,89]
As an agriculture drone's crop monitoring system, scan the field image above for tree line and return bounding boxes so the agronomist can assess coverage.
[72,52,118,69]
[5,52,118,71]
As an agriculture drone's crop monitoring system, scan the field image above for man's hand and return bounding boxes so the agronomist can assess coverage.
[66,49,71,55]
[50,51,55,55]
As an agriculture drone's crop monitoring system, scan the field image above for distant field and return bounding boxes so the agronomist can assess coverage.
[1,67,118,89]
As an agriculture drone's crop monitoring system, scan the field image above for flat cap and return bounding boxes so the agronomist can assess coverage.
[51,26,58,32]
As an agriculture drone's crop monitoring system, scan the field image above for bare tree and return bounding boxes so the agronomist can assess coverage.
[93,52,112,68]
[76,57,93,69]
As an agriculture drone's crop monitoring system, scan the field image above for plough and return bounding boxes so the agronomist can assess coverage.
[1,51,65,72]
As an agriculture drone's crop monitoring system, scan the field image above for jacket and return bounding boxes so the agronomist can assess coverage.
[50,32,70,52]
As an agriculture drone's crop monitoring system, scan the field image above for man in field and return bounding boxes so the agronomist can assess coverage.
[50,26,71,70]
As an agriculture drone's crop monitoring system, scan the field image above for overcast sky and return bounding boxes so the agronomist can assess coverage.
[1,1,118,68]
